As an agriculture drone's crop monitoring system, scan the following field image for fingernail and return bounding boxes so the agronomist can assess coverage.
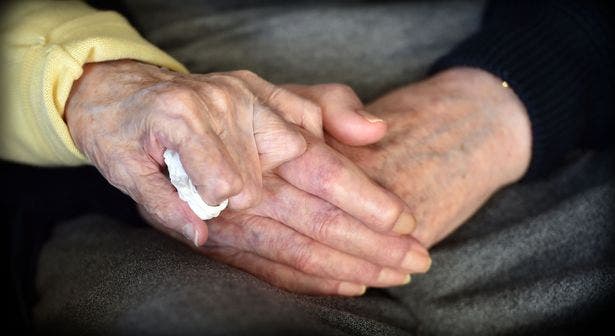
[377,268,410,286]
[401,250,431,273]
[182,224,199,247]
[402,274,412,285]
[356,109,384,123]
[338,282,367,296]
[392,211,416,235]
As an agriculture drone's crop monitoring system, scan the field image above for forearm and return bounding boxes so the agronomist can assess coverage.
[0,0,186,166]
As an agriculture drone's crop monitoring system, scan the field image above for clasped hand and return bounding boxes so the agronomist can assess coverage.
[65,60,431,296]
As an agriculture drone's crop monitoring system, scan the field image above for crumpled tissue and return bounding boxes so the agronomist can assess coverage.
[163,149,228,220]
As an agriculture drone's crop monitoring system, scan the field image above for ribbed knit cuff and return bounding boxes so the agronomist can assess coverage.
[429,2,611,179]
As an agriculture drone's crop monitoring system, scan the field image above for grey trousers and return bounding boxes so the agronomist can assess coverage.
[33,1,615,335]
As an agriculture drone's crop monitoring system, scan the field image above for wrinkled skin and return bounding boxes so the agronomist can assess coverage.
[67,60,428,296]
[145,68,530,296]
[143,142,432,295]
[140,83,432,296]
[330,68,531,248]
[69,59,530,296]
[66,60,324,245]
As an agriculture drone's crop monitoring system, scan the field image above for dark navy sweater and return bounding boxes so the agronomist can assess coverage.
[431,0,614,178]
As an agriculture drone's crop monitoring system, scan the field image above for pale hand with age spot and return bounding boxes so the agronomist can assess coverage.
[140,83,433,296]
[163,149,228,220]
[329,68,532,248]
[66,60,324,247]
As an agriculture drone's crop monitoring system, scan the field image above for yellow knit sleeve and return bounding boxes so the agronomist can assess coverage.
[0,1,188,166]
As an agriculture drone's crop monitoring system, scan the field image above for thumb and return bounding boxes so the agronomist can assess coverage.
[253,104,308,172]
[282,84,387,146]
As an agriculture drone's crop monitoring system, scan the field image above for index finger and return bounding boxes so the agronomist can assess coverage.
[275,134,416,235]
[229,70,324,138]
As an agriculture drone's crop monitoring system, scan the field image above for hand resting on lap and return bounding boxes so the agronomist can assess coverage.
[141,84,431,296]
[66,60,323,245]
[66,60,430,296]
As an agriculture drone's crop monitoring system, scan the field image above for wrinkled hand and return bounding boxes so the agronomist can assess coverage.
[66,60,324,245]
[141,84,432,296]
[330,68,532,248]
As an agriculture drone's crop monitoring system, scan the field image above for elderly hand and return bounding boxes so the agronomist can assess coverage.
[140,84,431,296]
[330,68,532,248]
[65,60,324,246]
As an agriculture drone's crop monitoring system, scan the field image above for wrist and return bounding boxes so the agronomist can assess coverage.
[65,62,103,154]
[65,60,164,153]
[430,67,532,184]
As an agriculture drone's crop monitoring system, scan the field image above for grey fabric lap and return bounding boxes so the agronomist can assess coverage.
[33,1,615,335]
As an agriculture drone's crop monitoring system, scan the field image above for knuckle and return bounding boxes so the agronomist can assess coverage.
[327,83,355,96]
[231,69,258,80]
[202,84,233,111]
[293,241,317,273]
[155,85,196,111]
[153,86,201,125]
[311,208,343,242]
[216,75,255,105]
[213,173,244,199]
[204,84,228,101]
[219,74,248,89]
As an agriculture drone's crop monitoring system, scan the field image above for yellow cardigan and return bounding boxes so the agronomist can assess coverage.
[0,1,187,166]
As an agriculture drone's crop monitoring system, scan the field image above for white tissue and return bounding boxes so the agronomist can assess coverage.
[163,149,228,220]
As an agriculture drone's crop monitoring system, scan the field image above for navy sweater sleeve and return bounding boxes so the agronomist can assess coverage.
[430,0,614,178]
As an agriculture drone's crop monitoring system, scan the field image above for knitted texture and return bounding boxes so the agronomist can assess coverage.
[1,1,187,166]
[431,0,615,178]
